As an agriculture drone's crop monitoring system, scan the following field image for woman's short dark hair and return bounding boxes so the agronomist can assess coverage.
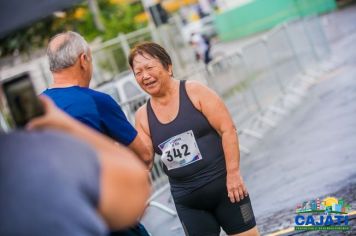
[128,42,172,71]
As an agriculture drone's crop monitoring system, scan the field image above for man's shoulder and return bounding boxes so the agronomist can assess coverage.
[64,87,110,99]
[42,87,86,99]
[43,87,112,103]
[83,88,113,102]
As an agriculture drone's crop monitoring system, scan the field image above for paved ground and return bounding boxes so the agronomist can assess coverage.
[257,183,356,235]
[142,5,356,236]
[247,39,356,234]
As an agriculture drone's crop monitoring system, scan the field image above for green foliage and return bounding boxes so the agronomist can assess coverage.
[0,0,146,58]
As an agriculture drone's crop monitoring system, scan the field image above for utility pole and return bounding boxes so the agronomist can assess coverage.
[88,0,105,32]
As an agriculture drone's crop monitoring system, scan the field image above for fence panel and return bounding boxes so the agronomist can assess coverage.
[207,53,260,127]
[241,40,284,111]
[266,26,300,88]
[285,20,318,72]
[304,16,330,61]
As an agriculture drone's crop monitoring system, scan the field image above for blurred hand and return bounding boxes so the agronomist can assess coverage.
[27,95,73,132]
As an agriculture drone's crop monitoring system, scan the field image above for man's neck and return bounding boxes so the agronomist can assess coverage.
[50,81,80,88]
[51,70,89,88]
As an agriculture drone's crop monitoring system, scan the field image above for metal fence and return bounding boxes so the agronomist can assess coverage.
[90,27,154,86]
[0,17,195,93]
[204,15,334,154]
[89,20,195,88]
[322,5,356,43]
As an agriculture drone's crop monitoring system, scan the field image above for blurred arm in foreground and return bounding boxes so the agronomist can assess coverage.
[27,96,151,230]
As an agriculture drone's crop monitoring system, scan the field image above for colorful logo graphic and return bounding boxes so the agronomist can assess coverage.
[294,197,351,231]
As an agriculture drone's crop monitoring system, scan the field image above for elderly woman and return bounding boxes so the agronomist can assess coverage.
[129,42,259,236]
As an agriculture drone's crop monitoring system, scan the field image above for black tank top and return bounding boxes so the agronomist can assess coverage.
[147,80,226,199]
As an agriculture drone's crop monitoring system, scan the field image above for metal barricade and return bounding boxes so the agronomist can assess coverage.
[207,53,260,130]
[284,20,319,73]
[91,46,127,85]
[201,15,335,152]
[119,93,149,124]
[265,25,301,90]
[241,40,285,113]
[323,7,356,43]
[150,155,169,192]
[303,16,331,62]
[177,64,209,85]
[118,93,174,215]
[0,57,51,93]
[126,28,154,49]
[263,24,310,109]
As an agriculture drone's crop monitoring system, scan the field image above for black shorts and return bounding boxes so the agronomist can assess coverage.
[174,176,256,236]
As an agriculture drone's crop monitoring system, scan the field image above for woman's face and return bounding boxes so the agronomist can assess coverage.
[132,52,172,96]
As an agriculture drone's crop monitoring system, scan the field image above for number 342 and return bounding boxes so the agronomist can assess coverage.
[165,144,191,162]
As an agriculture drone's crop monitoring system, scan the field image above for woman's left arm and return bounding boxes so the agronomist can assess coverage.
[186,81,248,203]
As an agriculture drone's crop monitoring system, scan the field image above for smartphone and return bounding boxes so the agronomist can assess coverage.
[1,72,44,127]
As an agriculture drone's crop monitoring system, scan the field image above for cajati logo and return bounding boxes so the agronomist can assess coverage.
[294,197,351,231]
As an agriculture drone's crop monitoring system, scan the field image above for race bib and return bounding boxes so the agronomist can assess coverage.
[158,130,202,170]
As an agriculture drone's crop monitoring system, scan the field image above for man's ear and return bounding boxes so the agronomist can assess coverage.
[79,53,88,68]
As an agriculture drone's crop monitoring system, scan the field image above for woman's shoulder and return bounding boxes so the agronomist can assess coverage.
[185,80,206,90]
[184,80,210,110]
[184,80,221,109]
[135,103,148,121]
[135,103,151,134]
[136,103,147,114]
[185,80,212,99]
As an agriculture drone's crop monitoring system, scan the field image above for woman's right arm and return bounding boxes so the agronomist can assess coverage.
[135,104,155,170]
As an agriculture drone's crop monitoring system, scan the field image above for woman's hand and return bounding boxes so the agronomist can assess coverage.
[226,170,248,203]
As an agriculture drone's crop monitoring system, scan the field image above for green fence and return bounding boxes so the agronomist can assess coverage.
[215,0,337,41]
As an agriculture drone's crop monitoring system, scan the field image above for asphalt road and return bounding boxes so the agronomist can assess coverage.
[246,41,356,234]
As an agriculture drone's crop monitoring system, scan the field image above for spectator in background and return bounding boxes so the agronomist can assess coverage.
[197,4,208,18]
[0,96,150,236]
[190,32,212,66]
[42,31,153,236]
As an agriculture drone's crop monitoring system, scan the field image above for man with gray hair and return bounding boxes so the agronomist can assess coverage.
[42,31,152,236]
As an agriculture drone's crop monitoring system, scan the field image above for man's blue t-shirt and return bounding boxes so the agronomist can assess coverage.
[43,86,137,146]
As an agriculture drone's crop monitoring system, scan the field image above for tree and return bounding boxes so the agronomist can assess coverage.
[0,0,146,59]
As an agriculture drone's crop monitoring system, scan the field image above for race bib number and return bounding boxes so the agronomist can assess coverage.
[158,130,202,170]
